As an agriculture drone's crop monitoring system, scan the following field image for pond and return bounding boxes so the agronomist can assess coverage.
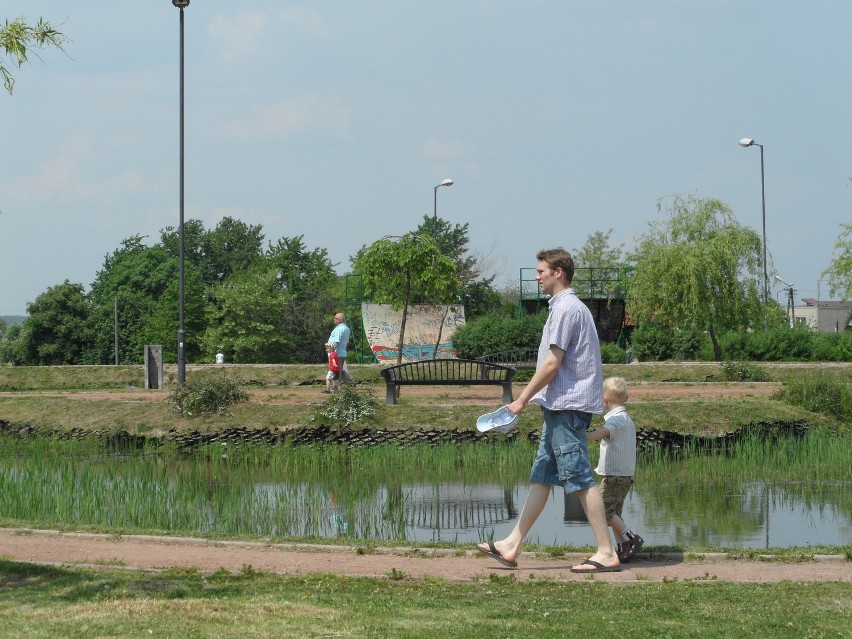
[0,434,849,550]
[394,480,850,548]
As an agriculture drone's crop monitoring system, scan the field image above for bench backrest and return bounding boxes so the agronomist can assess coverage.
[380,358,515,383]
[476,348,538,369]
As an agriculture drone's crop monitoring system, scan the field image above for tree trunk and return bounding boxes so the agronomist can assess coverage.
[709,324,722,361]
[433,305,449,359]
[396,273,412,365]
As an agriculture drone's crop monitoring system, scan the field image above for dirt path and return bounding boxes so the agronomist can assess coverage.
[1,528,848,583]
[0,381,783,405]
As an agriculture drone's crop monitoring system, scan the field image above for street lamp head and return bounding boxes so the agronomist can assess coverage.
[739,138,755,147]
[172,0,190,7]
[438,178,454,187]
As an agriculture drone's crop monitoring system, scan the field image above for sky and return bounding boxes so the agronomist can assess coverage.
[1,1,850,316]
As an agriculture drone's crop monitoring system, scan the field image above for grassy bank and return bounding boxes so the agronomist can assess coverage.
[0,561,848,639]
[0,363,849,437]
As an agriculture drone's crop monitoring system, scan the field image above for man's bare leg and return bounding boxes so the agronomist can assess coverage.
[477,483,550,564]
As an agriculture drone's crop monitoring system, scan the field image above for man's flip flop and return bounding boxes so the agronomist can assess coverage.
[570,559,622,573]
[477,542,518,568]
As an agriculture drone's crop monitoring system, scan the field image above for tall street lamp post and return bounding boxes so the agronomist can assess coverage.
[739,137,768,304]
[173,0,189,385]
[432,178,454,239]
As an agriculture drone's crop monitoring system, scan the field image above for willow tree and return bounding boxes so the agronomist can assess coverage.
[353,233,460,364]
[821,222,852,300]
[626,195,764,360]
[1,17,68,94]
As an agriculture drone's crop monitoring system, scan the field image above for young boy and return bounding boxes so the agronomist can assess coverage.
[323,343,341,394]
[587,376,644,562]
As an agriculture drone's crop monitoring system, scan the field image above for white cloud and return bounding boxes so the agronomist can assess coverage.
[208,12,269,63]
[423,138,472,159]
[208,8,327,63]
[278,7,328,39]
[222,95,352,141]
[1,131,144,204]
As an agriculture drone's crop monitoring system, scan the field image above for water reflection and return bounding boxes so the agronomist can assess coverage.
[370,481,850,548]
[0,441,849,549]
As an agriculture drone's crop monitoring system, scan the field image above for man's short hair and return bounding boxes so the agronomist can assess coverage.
[603,376,628,403]
[536,248,575,284]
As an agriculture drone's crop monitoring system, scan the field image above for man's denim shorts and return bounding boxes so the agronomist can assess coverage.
[529,408,598,493]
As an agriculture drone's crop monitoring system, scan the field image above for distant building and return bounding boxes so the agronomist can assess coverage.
[793,299,852,332]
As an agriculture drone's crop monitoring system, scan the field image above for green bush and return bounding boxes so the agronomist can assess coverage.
[631,324,707,362]
[169,374,250,416]
[600,341,627,364]
[779,371,852,422]
[811,331,852,362]
[720,361,771,382]
[452,312,546,359]
[630,324,673,361]
[318,386,378,428]
[717,326,851,362]
[671,328,706,360]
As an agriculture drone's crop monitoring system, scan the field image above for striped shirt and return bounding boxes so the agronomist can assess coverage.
[530,288,603,413]
[595,406,637,476]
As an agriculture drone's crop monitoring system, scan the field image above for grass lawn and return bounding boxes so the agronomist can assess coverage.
[0,560,849,639]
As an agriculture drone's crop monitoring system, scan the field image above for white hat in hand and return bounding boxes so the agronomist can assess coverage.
[476,406,519,433]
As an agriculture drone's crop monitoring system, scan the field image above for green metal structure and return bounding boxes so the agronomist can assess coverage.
[343,273,376,363]
[518,266,634,343]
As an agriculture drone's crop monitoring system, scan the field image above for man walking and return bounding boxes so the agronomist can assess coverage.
[476,248,620,572]
[328,312,354,385]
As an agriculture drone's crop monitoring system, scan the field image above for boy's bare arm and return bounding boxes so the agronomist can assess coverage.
[586,426,610,441]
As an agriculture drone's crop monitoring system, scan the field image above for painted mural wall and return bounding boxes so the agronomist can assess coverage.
[361,303,466,363]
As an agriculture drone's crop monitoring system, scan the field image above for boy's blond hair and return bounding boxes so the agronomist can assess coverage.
[603,376,628,404]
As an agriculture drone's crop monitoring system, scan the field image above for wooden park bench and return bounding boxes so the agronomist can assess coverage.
[476,348,538,370]
[379,358,516,406]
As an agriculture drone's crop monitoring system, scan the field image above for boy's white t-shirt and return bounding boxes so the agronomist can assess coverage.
[595,405,637,476]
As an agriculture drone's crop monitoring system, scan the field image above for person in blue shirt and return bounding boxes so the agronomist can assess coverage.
[328,312,354,385]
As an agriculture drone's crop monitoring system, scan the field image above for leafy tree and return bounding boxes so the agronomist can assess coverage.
[821,222,852,300]
[1,16,67,94]
[626,194,764,360]
[572,229,627,298]
[353,233,460,364]
[161,217,265,288]
[267,236,336,294]
[138,262,206,364]
[88,236,205,364]
[413,216,502,319]
[463,280,502,320]
[0,322,23,364]
[351,216,501,321]
[201,266,294,363]
[266,236,338,363]
[17,281,92,365]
